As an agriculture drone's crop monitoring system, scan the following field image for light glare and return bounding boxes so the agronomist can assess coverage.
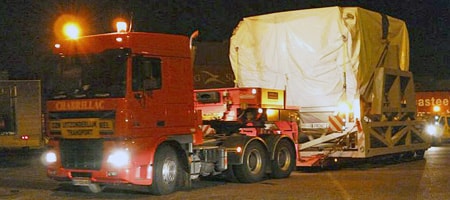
[107,149,130,168]
[426,125,437,136]
[116,22,127,33]
[433,105,441,113]
[63,22,80,39]
[46,152,57,163]
[337,101,351,114]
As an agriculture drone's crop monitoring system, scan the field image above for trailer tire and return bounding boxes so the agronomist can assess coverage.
[233,142,267,183]
[271,139,296,179]
[149,144,180,195]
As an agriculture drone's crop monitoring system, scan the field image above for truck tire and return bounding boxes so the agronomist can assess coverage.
[149,144,180,195]
[233,142,267,183]
[270,139,296,179]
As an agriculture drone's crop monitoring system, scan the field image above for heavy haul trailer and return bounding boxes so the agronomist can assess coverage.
[0,80,43,150]
[42,26,297,195]
[42,6,430,195]
[228,6,430,165]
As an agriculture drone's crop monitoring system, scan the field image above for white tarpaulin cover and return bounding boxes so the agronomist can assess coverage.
[229,6,409,109]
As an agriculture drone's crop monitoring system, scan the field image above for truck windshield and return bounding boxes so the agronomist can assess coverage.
[48,49,128,99]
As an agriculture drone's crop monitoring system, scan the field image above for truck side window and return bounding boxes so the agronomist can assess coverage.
[132,56,162,91]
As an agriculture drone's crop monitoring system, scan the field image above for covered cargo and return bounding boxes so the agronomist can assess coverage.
[230,7,429,159]
[230,6,409,110]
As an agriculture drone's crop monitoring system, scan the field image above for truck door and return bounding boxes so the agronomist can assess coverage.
[130,56,166,134]
[129,55,195,137]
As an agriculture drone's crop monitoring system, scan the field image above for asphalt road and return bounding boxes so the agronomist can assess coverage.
[0,145,449,200]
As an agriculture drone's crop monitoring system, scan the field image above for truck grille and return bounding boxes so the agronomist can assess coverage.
[60,139,103,170]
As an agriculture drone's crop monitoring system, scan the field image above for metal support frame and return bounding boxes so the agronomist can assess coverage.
[361,67,430,157]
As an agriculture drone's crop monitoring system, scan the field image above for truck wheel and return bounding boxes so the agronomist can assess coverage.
[271,139,296,179]
[233,142,267,183]
[150,144,180,195]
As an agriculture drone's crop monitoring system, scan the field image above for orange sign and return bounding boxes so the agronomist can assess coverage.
[416,91,450,113]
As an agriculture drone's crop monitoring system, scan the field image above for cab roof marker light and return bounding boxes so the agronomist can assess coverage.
[251,88,257,95]
[63,22,81,39]
[116,22,127,33]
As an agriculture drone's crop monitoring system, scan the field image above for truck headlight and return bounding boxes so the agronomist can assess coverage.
[426,125,437,136]
[107,149,130,168]
[42,151,57,165]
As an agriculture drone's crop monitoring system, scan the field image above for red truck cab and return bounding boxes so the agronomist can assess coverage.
[45,32,201,193]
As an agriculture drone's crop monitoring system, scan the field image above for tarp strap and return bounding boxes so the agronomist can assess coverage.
[362,14,391,102]
[375,14,390,69]
[381,14,389,40]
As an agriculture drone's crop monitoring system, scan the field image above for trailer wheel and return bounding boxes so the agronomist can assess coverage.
[271,139,296,179]
[233,142,267,183]
[149,144,180,195]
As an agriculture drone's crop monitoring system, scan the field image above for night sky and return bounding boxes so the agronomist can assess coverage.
[0,0,448,90]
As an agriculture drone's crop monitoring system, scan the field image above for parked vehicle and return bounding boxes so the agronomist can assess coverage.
[0,80,43,151]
